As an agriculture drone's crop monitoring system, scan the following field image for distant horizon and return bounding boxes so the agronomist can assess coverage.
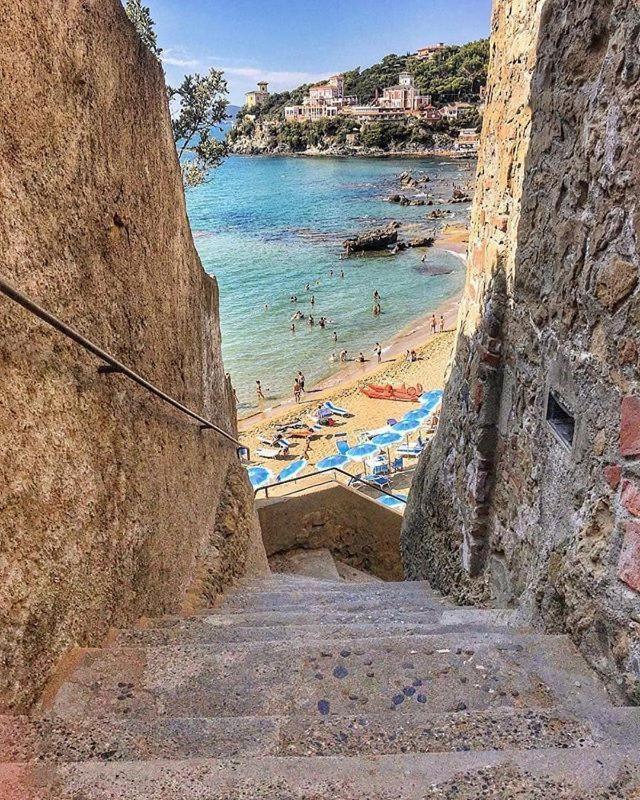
[151,0,493,104]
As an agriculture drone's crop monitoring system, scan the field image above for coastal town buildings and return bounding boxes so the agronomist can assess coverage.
[441,101,476,120]
[245,81,270,109]
[455,127,480,151]
[415,42,447,60]
[285,71,449,124]
[284,73,357,121]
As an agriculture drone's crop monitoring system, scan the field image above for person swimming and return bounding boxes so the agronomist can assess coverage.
[333,331,338,343]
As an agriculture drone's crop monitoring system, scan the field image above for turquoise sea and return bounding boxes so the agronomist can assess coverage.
[186,156,473,412]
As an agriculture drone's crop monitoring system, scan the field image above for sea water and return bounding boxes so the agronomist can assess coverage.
[186,155,472,412]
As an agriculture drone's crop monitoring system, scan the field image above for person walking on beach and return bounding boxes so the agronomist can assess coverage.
[303,436,313,459]
[430,314,437,335]
[374,342,382,364]
[256,381,265,401]
[297,371,306,393]
[439,315,445,333]
[293,379,301,403]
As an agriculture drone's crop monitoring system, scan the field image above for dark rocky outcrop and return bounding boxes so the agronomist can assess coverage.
[343,223,400,254]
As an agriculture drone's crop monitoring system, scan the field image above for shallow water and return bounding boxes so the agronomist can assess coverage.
[186,155,472,411]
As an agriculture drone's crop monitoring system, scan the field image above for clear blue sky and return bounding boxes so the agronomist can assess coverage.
[150,0,493,104]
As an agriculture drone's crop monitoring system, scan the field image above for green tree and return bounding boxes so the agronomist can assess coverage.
[170,69,230,187]
[124,0,161,57]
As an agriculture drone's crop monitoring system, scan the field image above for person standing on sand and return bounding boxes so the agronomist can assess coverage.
[430,314,437,334]
[374,343,382,363]
[297,371,306,393]
[439,315,445,333]
[303,436,313,459]
[293,379,301,404]
[256,381,265,401]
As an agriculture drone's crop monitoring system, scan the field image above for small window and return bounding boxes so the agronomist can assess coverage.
[546,391,575,448]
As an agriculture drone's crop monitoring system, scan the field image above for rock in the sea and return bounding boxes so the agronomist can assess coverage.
[343,222,400,254]
[408,235,436,248]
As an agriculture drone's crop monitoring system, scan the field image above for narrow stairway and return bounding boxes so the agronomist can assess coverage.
[2,550,640,799]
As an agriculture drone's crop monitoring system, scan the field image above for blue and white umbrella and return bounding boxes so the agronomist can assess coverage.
[419,389,443,407]
[247,465,274,489]
[391,419,420,435]
[404,407,432,422]
[346,442,381,461]
[378,494,408,511]
[277,459,308,482]
[371,431,404,448]
[316,453,350,470]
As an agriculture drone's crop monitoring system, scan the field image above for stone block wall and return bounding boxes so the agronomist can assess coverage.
[0,0,267,710]
[402,0,640,701]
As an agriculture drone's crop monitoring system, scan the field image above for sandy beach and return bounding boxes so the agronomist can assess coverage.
[239,223,467,484]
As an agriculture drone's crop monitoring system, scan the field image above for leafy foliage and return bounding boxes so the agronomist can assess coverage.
[124,0,161,57]
[243,40,489,124]
[170,69,230,187]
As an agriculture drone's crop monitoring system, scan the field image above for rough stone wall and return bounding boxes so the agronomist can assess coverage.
[402,0,640,702]
[257,485,404,581]
[0,0,267,710]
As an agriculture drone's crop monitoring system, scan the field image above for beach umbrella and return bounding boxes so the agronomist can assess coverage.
[247,466,274,490]
[391,419,420,435]
[277,459,308,482]
[404,407,432,422]
[346,442,381,462]
[346,442,381,473]
[378,494,408,511]
[316,453,350,470]
[419,389,444,406]
[371,431,404,448]
[371,430,405,472]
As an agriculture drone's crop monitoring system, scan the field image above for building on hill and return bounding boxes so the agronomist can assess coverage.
[415,43,446,60]
[245,81,270,109]
[441,101,477,120]
[455,127,479,151]
[285,74,357,122]
[380,72,433,112]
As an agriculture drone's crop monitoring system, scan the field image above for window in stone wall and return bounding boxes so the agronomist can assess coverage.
[546,391,575,448]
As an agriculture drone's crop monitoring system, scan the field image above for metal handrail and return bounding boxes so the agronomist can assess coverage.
[0,276,244,452]
[253,466,408,503]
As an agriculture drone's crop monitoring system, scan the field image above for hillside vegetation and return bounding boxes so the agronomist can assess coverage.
[239,40,489,123]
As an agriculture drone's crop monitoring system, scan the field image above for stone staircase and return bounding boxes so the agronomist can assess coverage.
[2,550,640,799]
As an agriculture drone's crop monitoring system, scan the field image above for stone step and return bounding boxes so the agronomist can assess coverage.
[4,707,640,764]
[334,559,384,583]
[48,633,610,723]
[215,590,450,615]
[13,747,640,798]
[115,610,520,648]
[268,548,342,581]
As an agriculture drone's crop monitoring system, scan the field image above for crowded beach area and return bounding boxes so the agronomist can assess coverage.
[239,222,468,509]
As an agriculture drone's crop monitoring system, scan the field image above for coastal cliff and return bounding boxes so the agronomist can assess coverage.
[402,0,640,702]
[0,0,267,710]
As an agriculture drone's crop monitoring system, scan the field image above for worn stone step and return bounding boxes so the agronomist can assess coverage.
[191,607,453,628]
[13,747,640,798]
[116,610,520,648]
[5,706,640,764]
[216,591,449,615]
[48,633,610,723]
[268,548,342,581]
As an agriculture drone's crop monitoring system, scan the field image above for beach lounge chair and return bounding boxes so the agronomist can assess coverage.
[392,456,404,473]
[258,435,291,449]
[397,442,424,457]
[336,440,350,456]
[255,448,282,460]
[348,473,391,491]
[323,401,351,417]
